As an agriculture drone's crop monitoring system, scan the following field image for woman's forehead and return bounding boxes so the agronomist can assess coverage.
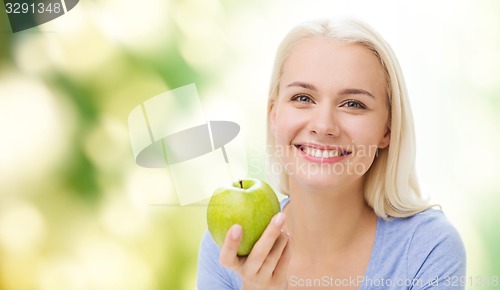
[280,38,386,96]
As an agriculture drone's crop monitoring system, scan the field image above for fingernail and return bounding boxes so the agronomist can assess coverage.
[273,212,285,226]
[231,224,242,240]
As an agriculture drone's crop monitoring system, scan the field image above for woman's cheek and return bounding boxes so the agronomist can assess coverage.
[276,109,300,139]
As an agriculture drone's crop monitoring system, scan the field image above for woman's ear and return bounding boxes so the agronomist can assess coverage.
[378,128,391,149]
[269,101,277,137]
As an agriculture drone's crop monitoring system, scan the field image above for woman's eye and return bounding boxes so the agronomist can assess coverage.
[342,100,366,109]
[291,94,313,103]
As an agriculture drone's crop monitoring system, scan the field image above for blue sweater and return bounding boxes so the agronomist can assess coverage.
[197,198,466,289]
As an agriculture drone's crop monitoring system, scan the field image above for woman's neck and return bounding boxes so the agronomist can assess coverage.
[283,179,377,264]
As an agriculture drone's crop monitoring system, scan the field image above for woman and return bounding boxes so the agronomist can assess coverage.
[198,18,466,290]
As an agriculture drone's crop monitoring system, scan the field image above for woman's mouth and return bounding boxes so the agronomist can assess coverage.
[294,144,351,162]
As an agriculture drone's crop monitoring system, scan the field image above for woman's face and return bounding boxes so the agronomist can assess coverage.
[269,38,390,192]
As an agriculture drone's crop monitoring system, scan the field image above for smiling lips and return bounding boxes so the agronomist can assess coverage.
[295,144,351,163]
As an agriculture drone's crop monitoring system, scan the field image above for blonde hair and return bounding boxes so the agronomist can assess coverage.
[266,18,433,219]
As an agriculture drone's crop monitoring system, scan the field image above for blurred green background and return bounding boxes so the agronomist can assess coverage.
[1,0,499,289]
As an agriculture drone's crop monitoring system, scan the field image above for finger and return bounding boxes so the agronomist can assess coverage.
[272,232,293,281]
[243,212,286,274]
[219,224,245,269]
[258,231,291,276]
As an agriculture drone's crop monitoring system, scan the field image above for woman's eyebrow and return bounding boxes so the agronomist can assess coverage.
[286,82,375,98]
[338,88,375,98]
[286,81,317,91]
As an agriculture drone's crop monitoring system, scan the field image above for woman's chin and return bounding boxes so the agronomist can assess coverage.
[292,172,346,191]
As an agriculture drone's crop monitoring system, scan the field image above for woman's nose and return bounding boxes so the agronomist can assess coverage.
[308,106,340,137]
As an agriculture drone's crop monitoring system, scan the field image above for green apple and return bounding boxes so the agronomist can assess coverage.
[207,178,280,256]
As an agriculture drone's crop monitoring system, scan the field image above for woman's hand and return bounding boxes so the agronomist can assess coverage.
[219,212,292,290]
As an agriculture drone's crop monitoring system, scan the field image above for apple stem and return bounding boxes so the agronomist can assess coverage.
[239,180,243,189]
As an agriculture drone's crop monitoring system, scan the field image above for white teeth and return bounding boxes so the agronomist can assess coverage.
[302,147,342,158]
